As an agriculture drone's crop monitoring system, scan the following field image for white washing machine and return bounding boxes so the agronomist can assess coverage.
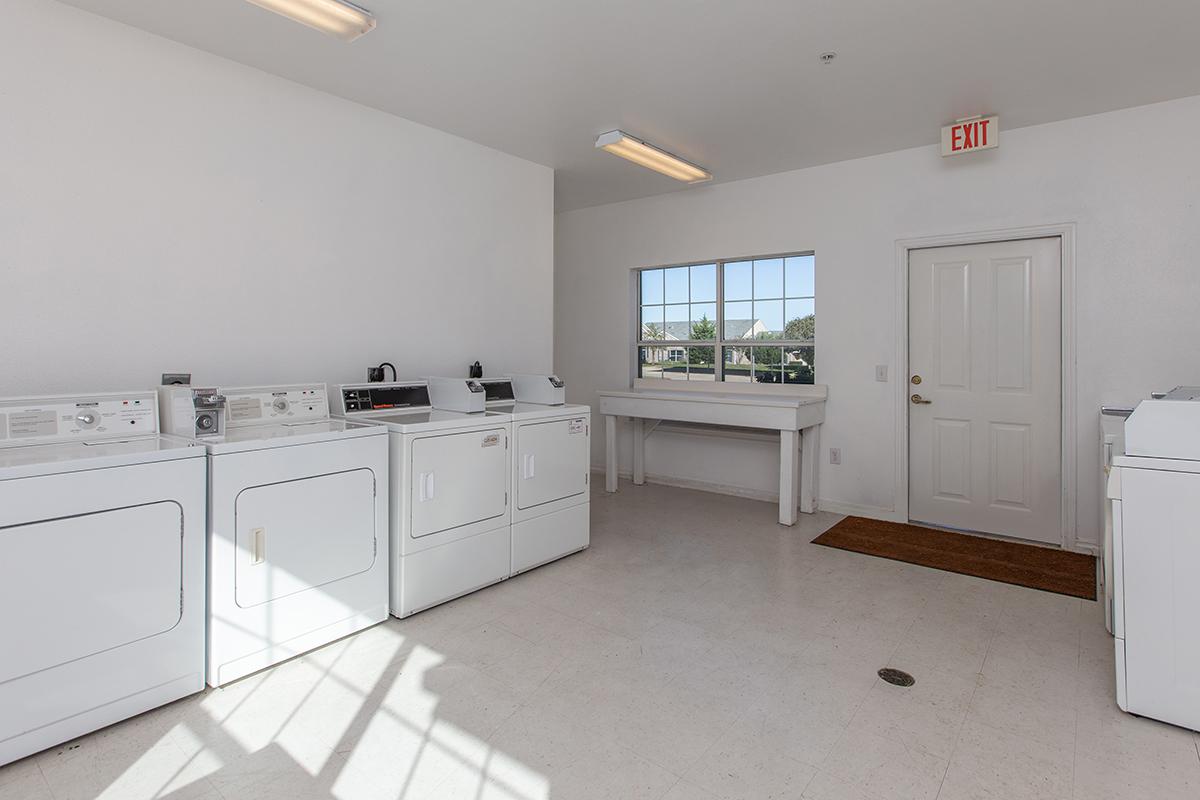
[1107,387,1200,731]
[479,378,591,574]
[0,391,205,766]
[161,383,389,687]
[332,381,511,618]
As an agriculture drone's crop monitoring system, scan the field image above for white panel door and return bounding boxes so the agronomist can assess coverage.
[235,468,377,607]
[516,418,589,510]
[410,428,508,538]
[909,238,1061,543]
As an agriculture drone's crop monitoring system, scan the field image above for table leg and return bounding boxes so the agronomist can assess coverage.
[605,415,618,492]
[779,429,799,526]
[800,424,820,514]
[632,417,646,485]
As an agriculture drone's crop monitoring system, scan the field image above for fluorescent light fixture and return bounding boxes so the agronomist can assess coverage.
[595,130,712,184]
[246,0,376,42]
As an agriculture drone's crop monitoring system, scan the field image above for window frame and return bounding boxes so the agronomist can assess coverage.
[634,251,815,384]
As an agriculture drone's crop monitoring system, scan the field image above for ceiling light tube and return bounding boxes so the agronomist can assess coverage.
[595,130,712,184]
[246,0,376,42]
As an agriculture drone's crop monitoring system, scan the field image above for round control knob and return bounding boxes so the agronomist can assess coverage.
[272,397,290,413]
[196,414,215,432]
[76,413,98,428]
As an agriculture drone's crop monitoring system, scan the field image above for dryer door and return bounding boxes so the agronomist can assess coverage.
[516,417,589,510]
[411,428,507,538]
[1119,466,1200,729]
[0,499,182,684]
[235,468,377,607]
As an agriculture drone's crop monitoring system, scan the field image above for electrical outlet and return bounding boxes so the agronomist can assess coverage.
[161,373,191,386]
[367,367,385,383]
[829,447,841,465]
[875,365,888,382]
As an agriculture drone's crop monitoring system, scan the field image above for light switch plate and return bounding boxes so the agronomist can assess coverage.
[875,365,888,382]
[829,447,841,465]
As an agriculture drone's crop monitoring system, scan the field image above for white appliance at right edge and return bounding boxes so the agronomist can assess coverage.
[1107,386,1200,731]
[481,375,590,574]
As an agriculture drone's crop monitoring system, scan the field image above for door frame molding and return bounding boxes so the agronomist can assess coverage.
[893,223,1079,550]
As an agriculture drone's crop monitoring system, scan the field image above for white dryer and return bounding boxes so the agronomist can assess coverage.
[1107,387,1200,731]
[0,391,205,766]
[480,378,591,574]
[332,381,511,617]
[161,383,389,687]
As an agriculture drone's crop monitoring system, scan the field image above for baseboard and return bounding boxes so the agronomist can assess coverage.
[592,466,779,503]
[591,466,900,516]
[591,466,1099,556]
[815,499,904,522]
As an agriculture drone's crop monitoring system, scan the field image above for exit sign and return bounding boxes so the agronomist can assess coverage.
[941,116,998,156]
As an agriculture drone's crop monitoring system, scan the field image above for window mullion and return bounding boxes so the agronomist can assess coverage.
[715,260,725,382]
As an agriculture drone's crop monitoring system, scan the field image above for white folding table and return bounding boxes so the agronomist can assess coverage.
[597,386,826,525]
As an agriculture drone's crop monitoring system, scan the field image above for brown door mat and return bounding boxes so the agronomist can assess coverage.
[811,516,1097,600]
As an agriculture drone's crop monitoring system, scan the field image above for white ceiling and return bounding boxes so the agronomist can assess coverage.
[59,0,1200,211]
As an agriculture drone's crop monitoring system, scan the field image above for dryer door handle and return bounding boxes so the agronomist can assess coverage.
[522,453,536,480]
[251,527,266,565]
[419,471,435,502]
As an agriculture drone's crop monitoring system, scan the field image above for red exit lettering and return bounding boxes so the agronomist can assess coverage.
[942,116,998,157]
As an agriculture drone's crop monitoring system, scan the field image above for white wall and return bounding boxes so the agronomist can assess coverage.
[556,94,1200,551]
[1,0,553,394]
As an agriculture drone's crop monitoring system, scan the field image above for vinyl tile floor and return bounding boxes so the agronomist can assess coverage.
[3,481,1198,800]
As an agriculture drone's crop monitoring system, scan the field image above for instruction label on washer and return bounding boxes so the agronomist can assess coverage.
[481,433,501,447]
[568,419,585,434]
[9,410,57,438]
[228,397,263,421]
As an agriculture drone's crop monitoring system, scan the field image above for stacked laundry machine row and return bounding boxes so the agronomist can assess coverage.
[333,375,591,617]
[0,373,589,767]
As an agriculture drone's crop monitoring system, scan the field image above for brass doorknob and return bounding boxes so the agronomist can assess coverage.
[911,394,932,405]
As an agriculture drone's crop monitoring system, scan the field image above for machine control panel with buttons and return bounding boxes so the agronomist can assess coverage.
[480,380,515,402]
[0,392,159,446]
[426,377,487,413]
[224,385,330,426]
[341,384,431,413]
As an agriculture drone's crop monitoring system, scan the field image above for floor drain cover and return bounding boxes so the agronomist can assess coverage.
[878,668,915,687]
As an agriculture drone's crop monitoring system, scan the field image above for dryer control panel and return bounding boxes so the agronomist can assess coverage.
[0,392,158,447]
[510,374,566,406]
[221,385,330,427]
[1125,386,1200,461]
[338,383,431,415]
[480,379,515,403]
[426,377,486,413]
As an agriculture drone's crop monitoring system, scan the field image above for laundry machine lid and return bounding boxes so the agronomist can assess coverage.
[1111,454,1200,474]
[486,402,591,421]
[0,435,203,481]
[348,408,512,434]
[200,418,386,455]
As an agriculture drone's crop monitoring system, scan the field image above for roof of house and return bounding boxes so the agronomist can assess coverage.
[651,319,761,341]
